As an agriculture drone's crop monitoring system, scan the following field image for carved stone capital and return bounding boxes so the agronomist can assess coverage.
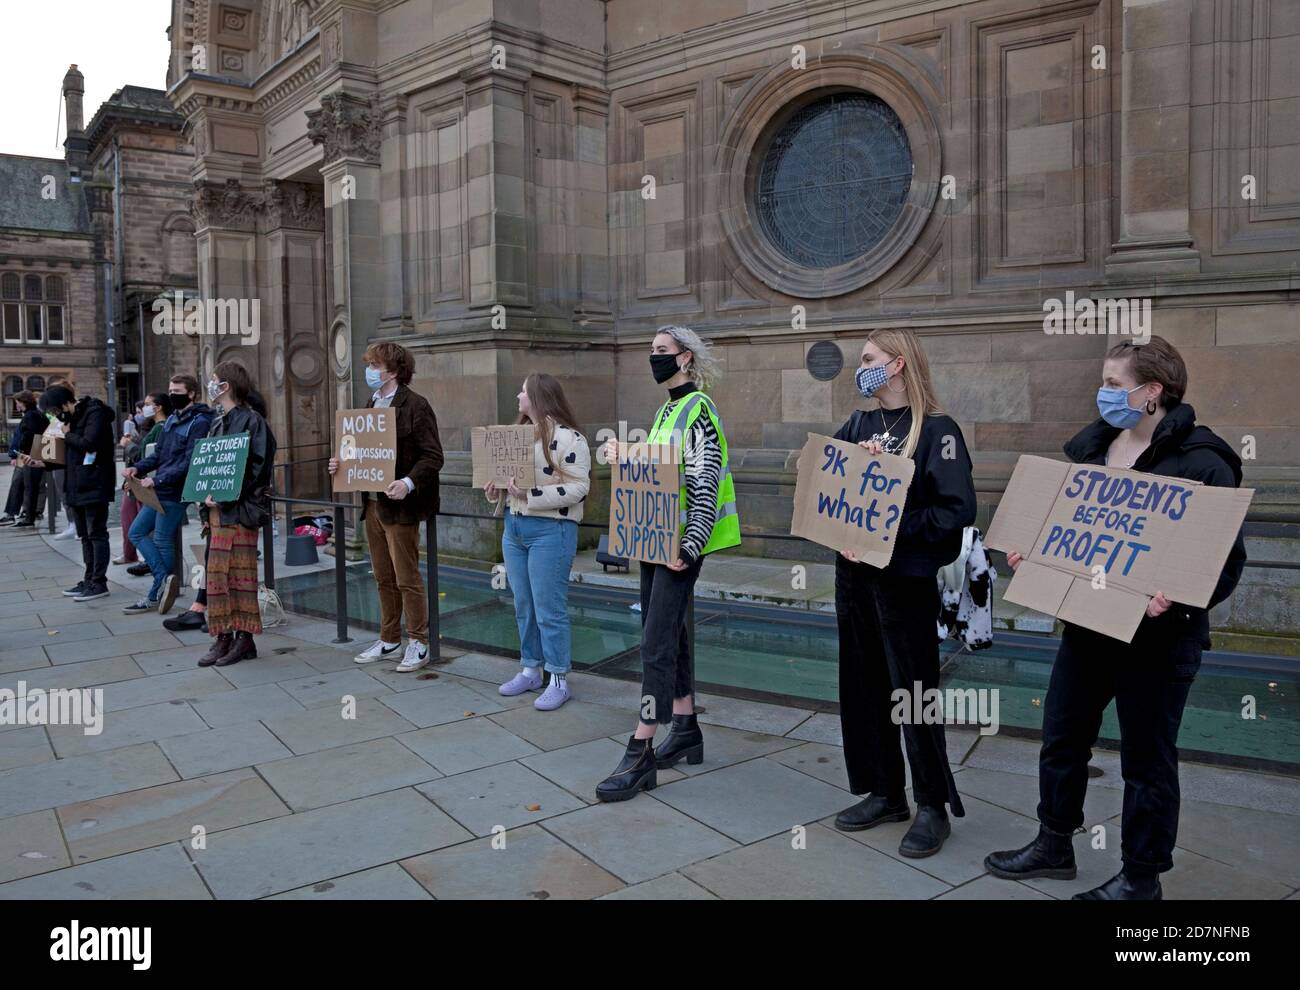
[306,92,383,165]
[190,178,262,232]
[263,179,324,231]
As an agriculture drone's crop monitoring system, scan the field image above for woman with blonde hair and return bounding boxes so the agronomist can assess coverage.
[486,372,591,711]
[830,327,976,857]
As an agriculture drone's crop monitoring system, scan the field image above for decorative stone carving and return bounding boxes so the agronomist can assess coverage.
[263,179,324,230]
[190,178,262,231]
[306,92,383,165]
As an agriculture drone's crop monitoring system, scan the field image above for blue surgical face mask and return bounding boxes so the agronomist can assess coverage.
[365,366,384,391]
[1096,384,1146,429]
[855,361,893,398]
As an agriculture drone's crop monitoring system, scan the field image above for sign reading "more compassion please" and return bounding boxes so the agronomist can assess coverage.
[332,409,396,493]
[181,433,250,503]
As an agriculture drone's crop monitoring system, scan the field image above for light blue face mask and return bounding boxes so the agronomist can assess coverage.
[365,366,384,391]
[856,362,892,398]
[1096,383,1147,429]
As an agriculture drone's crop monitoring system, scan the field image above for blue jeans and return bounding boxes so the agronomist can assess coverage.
[502,509,578,675]
[129,500,187,601]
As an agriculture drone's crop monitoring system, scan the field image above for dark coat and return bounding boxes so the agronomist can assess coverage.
[360,386,444,525]
[1063,403,1247,640]
[202,402,277,530]
[133,402,214,502]
[13,407,47,456]
[61,397,118,508]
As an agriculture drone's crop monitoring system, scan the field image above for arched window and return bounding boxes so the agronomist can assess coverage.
[1,274,18,299]
[23,275,42,300]
[25,375,45,392]
[4,376,25,423]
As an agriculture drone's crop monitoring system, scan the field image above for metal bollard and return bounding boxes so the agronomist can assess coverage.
[262,515,275,591]
[332,505,349,644]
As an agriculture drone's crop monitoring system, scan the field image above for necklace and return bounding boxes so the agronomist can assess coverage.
[1111,434,1146,469]
[876,406,908,446]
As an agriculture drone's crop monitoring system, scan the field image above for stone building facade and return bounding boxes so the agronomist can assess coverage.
[163,1,1299,607]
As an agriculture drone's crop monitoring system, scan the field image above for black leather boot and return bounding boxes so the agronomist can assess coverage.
[654,713,704,769]
[596,735,657,802]
[215,631,258,667]
[899,805,951,858]
[1072,867,1162,900]
[834,794,910,832]
[985,825,1077,880]
[198,633,232,667]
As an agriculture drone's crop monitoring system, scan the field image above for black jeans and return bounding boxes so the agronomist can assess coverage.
[638,557,704,726]
[69,502,111,586]
[1038,619,1202,873]
[836,558,964,814]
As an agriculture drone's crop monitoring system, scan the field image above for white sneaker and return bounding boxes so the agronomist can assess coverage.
[54,524,78,540]
[395,641,430,672]
[355,639,402,664]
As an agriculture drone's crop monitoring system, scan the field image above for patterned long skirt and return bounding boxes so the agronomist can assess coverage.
[207,524,262,635]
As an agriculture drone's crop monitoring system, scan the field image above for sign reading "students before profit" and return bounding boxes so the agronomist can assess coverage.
[181,433,250,503]
[609,443,681,565]
[332,408,397,493]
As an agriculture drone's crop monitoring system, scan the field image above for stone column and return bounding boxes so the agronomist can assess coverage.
[1105,0,1201,276]
[377,94,411,336]
[189,178,261,382]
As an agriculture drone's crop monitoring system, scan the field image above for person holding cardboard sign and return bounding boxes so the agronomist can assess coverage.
[484,373,591,711]
[1,390,47,527]
[986,337,1247,900]
[595,325,741,802]
[830,328,976,859]
[328,342,444,672]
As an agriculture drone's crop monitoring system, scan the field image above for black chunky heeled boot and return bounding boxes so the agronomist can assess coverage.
[654,713,704,769]
[1073,867,1162,900]
[596,736,657,802]
[985,824,1077,880]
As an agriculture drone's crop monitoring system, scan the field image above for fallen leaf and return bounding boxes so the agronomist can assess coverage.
[463,711,476,717]
[47,630,58,636]
[526,804,541,812]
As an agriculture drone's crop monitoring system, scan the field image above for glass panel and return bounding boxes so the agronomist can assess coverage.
[23,275,42,301]
[45,275,64,301]
[25,375,45,392]
[0,274,18,300]
[2,303,20,342]
[46,306,64,343]
[25,305,42,342]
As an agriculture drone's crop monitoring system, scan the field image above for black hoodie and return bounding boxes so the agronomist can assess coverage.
[1063,404,1247,627]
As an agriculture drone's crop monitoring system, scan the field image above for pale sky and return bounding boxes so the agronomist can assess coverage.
[0,0,173,160]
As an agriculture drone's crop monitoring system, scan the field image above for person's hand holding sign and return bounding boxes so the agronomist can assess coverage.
[859,440,885,456]
[384,480,408,500]
[1146,592,1172,618]
[666,558,688,572]
[139,477,155,489]
[204,495,218,508]
[603,439,621,464]
[484,481,499,500]
[506,476,525,500]
[327,456,338,476]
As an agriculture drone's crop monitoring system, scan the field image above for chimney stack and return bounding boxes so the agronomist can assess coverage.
[63,64,88,172]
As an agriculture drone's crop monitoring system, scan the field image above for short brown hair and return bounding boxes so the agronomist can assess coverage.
[363,341,414,386]
[1106,336,1187,409]
[15,390,36,409]
[212,360,253,403]
[170,373,200,397]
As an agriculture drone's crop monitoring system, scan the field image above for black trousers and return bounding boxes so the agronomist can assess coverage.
[836,558,964,814]
[69,502,111,586]
[3,465,37,517]
[1038,619,1202,873]
[638,557,704,726]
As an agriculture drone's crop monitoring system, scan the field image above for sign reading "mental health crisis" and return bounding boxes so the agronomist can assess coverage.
[181,433,250,503]
[332,408,397,493]
[790,434,915,568]
[470,425,536,489]
[609,443,680,564]
[985,455,1253,642]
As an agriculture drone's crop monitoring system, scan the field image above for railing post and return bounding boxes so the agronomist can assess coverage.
[426,514,440,661]
[47,470,58,534]
[687,594,695,667]
[262,515,275,591]
[172,509,185,586]
[332,505,350,644]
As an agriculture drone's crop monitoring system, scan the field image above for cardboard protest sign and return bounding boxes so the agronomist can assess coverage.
[985,455,1254,641]
[125,475,163,513]
[789,433,916,568]
[332,408,396,493]
[36,430,65,465]
[181,433,250,503]
[608,443,681,564]
[471,425,536,488]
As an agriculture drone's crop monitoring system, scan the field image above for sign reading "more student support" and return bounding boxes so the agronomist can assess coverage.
[181,433,250,503]
[609,443,680,564]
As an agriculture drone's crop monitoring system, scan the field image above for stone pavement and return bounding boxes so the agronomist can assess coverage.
[1,522,1297,900]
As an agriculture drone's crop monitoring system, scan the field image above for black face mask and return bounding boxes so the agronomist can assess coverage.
[650,352,683,384]
[166,393,192,414]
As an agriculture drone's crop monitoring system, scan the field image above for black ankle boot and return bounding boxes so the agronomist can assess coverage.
[834,794,910,832]
[899,805,951,858]
[654,713,703,769]
[985,825,1077,880]
[596,735,657,803]
[1072,867,1162,900]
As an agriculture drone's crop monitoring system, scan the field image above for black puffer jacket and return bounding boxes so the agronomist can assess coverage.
[202,403,277,530]
[61,397,118,507]
[1063,403,1247,636]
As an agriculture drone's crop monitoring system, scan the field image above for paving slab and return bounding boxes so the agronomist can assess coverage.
[953,766,1123,826]
[96,667,234,712]
[0,647,50,675]
[521,737,684,804]
[276,668,392,709]
[378,679,506,728]
[2,621,110,651]
[46,630,181,665]
[0,656,143,694]
[261,696,418,755]
[0,843,210,900]
[489,701,636,752]
[0,809,71,883]
[937,875,1054,900]
[416,761,586,836]
[1160,845,1295,900]
[209,654,319,689]
[681,823,950,900]
[190,788,472,899]
[159,721,293,779]
[57,768,290,863]
[398,717,541,775]
[597,872,718,900]
[785,712,843,746]
[46,700,208,758]
[401,823,623,900]
[540,796,736,884]
[268,863,433,900]
[694,691,825,736]
[1172,796,1300,888]
[257,737,442,811]
[648,722,803,777]
[0,725,55,772]
[191,683,306,729]
[0,742,178,818]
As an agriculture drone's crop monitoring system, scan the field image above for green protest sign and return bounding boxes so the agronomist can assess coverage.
[182,432,250,503]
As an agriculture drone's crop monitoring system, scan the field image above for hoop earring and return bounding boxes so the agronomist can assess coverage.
[1145,399,1157,415]
[887,374,907,394]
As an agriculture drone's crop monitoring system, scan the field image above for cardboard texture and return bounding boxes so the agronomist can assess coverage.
[332,408,397,493]
[608,443,681,565]
[181,433,250,504]
[789,433,916,569]
[985,455,1253,641]
[35,431,65,465]
[470,425,537,488]
[125,475,163,513]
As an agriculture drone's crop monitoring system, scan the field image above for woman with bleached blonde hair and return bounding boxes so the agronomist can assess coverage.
[829,327,976,858]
